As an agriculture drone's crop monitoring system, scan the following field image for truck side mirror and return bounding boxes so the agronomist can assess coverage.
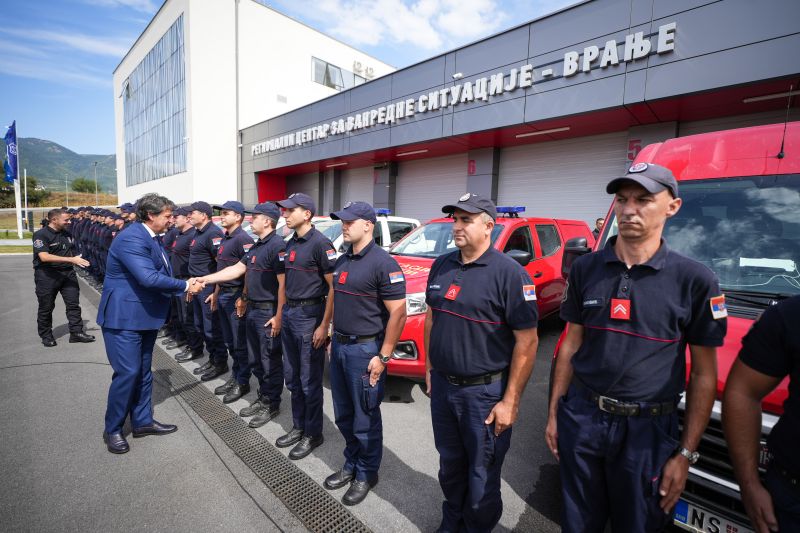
[561,237,592,279]
[506,249,532,267]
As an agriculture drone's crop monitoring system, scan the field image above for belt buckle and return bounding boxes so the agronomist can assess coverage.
[598,395,621,413]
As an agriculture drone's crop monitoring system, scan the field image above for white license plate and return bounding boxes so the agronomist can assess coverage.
[673,499,754,533]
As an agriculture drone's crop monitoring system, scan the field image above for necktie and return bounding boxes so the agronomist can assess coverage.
[153,236,169,270]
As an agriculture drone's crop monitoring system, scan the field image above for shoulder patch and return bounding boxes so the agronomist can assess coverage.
[326,248,337,260]
[212,237,222,246]
[243,243,253,252]
[389,271,404,284]
[523,284,537,301]
[33,239,44,248]
[278,251,286,262]
[710,295,727,320]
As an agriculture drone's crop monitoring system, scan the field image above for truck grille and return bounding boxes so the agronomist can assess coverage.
[678,412,735,482]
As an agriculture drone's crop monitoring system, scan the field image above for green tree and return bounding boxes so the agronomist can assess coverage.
[71,177,100,193]
[0,176,51,208]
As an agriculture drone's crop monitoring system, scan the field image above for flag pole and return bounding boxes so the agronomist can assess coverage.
[14,134,22,238]
[24,168,28,231]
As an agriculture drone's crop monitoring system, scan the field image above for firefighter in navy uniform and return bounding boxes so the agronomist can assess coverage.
[546,163,727,532]
[425,193,539,532]
[324,201,407,506]
[724,295,800,533]
[170,208,204,363]
[32,208,96,347]
[274,192,336,460]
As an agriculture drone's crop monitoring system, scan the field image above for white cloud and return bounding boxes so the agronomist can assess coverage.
[83,0,159,13]
[0,28,132,58]
[0,55,109,87]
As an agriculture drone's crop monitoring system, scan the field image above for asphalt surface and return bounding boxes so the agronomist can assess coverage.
[0,255,565,532]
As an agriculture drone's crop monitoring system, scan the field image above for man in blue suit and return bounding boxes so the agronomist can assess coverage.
[97,193,197,454]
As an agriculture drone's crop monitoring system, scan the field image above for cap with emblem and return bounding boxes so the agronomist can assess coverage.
[330,201,377,223]
[606,162,679,198]
[215,200,245,215]
[441,192,497,221]
[276,192,316,214]
[189,201,213,217]
[173,207,189,217]
[249,202,281,220]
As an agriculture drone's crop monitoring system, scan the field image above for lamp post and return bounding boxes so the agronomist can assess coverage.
[93,161,98,205]
[65,175,69,207]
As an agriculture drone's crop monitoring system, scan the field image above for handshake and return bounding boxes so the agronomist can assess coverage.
[187,277,210,295]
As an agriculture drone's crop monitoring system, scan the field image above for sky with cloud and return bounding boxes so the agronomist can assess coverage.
[0,0,574,155]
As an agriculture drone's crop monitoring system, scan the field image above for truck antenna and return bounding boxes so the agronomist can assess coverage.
[777,84,794,159]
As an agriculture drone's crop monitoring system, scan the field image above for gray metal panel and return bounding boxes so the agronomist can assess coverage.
[650,0,800,67]
[269,146,314,168]
[348,128,391,153]
[456,26,530,78]
[525,74,626,122]
[623,68,648,105]
[311,93,347,123]
[310,138,346,160]
[268,106,314,137]
[391,56,447,100]
[253,156,270,173]
[340,166,374,205]
[286,171,319,198]
[450,60,533,113]
[452,97,526,135]
[348,75,393,110]
[645,33,800,100]
[652,0,721,19]
[630,0,655,26]
[528,0,631,57]
[390,115,444,146]
[396,153,468,222]
[241,123,267,145]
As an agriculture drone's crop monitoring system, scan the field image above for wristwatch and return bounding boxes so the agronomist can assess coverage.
[379,353,392,364]
[676,446,700,465]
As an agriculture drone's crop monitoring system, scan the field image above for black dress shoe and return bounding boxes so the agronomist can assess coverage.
[200,364,228,382]
[239,396,266,417]
[342,478,377,506]
[223,382,250,404]
[289,434,324,460]
[164,338,187,349]
[275,427,304,448]
[214,377,237,395]
[69,332,95,343]
[324,468,354,490]
[193,361,214,375]
[103,431,130,454]
[132,420,178,437]
[249,405,279,428]
[156,328,170,339]
[42,337,57,347]
[175,350,204,363]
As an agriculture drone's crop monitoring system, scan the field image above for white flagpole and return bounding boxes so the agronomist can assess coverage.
[14,131,22,238]
[23,168,28,231]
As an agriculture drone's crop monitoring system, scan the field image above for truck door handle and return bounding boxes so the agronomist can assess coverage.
[533,271,543,278]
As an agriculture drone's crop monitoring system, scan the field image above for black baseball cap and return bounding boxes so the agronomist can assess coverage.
[330,201,377,223]
[189,201,213,217]
[215,200,245,215]
[173,207,190,217]
[249,202,281,220]
[606,162,679,198]
[441,192,497,221]
[276,193,316,214]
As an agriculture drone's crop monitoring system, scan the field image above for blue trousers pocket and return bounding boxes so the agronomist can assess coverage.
[361,374,384,412]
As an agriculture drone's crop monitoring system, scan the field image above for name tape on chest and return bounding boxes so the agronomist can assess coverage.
[710,295,728,320]
[523,284,537,301]
[610,298,631,321]
[389,271,404,284]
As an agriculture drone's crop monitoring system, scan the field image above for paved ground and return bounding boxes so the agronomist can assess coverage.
[0,239,30,245]
[0,255,565,532]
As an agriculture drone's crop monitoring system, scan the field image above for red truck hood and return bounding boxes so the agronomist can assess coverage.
[687,315,789,415]
[394,255,434,293]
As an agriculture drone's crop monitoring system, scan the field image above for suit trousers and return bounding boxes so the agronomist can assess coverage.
[102,328,157,434]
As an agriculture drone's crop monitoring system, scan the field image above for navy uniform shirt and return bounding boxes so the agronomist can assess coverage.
[426,247,539,377]
[162,226,179,256]
[170,227,196,278]
[241,231,285,302]
[188,221,224,277]
[216,225,254,289]
[32,226,77,270]
[332,241,406,336]
[284,226,336,300]
[738,296,800,475]
[561,236,727,402]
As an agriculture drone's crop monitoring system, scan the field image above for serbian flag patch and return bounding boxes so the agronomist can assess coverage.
[243,243,253,252]
[278,251,286,262]
[523,284,537,301]
[710,295,727,320]
[326,248,337,260]
[212,237,222,246]
[389,271,404,284]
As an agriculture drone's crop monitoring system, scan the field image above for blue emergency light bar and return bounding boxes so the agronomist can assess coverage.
[496,206,526,214]
[375,208,392,216]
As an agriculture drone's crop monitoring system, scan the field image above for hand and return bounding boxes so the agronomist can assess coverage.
[73,256,90,268]
[367,356,385,386]
[659,455,689,513]
[484,399,519,436]
[186,291,193,303]
[740,480,779,533]
[205,292,217,312]
[545,414,559,462]
[425,369,432,397]
[265,314,281,337]
[312,324,328,349]
[235,297,246,318]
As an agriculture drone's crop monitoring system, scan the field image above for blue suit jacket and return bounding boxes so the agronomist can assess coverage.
[97,222,187,330]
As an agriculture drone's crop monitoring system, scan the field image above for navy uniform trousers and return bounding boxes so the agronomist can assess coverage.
[557,383,678,533]
[329,337,386,483]
[191,284,227,365]
[173,289,203,354]
[430,370,512,533]
[34,268,83,339]
[764,465,800,531]
[103,329,157,434]
[217,289,250,384]
[281,302,325,437]
[245,305,284,406]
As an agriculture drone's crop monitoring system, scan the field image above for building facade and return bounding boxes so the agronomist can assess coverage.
[113,0,394,204]
[241,0,800,224]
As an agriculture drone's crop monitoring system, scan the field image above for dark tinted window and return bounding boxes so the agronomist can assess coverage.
[536,225,561,257]
[503,225,534,257]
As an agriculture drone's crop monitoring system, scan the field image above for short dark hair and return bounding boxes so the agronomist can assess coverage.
[48,208,67,221]
[135,193,175,223]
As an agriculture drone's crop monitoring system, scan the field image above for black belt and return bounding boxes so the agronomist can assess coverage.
[572,379,676,417]
[333,332,379,345]
[249,300,277,310]
[220,286,242,294]
[286,297,325,307]
[442,369,507,387]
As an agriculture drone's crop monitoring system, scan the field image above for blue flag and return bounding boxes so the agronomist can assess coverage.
[4,120,17,184]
